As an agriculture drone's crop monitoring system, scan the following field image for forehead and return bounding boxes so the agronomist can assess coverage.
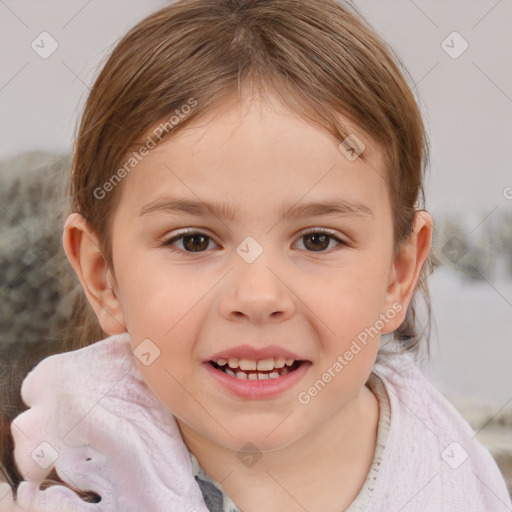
[114,93,391,225]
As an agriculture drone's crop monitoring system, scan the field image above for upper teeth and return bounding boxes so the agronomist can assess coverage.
[215,357,295,370]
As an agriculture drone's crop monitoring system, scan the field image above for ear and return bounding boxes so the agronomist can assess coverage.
[62,212,127,335]
[381,210,433,334]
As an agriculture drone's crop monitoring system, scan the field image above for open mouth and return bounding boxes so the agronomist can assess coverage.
[209,358,304,380]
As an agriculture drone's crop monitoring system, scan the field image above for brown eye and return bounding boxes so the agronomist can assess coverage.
[181,233,210,252]
[303,233,330,251]
[296,230,345,252]
[163,231,216,252]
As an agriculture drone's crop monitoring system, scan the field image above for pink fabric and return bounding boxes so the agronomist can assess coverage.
[1,332,510,511]
[368,355,512,511]
[3,332,208,512]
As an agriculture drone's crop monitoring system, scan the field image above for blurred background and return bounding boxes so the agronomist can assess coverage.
[0,0,511,497]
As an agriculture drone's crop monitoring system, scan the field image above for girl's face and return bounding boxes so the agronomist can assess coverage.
[105,93,407,451]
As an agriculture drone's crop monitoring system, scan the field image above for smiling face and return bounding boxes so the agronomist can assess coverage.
[102,92,402,450]
[84,92,405,452]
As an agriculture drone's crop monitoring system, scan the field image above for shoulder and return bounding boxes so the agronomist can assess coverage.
[367,355,511,511]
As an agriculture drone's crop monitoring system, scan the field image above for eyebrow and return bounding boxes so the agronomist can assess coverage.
[139,197,374,221]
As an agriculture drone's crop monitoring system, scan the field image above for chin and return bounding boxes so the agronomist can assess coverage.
[215,422,305,453]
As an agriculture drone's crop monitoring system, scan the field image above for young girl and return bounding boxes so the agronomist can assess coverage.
[1,0,510,510]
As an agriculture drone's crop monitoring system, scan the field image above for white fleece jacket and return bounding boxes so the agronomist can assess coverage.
[0,332,510,512]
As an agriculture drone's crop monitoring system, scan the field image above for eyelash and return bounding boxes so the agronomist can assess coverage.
[161,228,347,254]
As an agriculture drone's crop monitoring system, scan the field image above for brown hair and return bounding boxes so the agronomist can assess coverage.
[2,0,434,490]
[69,0,433,354]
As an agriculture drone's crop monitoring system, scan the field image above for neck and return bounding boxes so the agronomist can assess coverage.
[178,384,379,512]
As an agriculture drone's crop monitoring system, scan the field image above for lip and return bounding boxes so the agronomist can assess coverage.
[206,344,305,362]
[203,359,311,400]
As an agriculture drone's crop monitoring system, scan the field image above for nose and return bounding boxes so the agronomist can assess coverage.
[218,252,296,324]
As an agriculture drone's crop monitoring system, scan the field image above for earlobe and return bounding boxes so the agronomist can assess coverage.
[62,213,127,335]
[381,210,433,334]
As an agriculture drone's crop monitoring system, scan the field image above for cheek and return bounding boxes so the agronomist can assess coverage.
[117,256,203,336]
[315,261,390,338]
[128,311,205,419]
[301,264,390,397]
[116,254,209,353]
[303,270,386,404]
